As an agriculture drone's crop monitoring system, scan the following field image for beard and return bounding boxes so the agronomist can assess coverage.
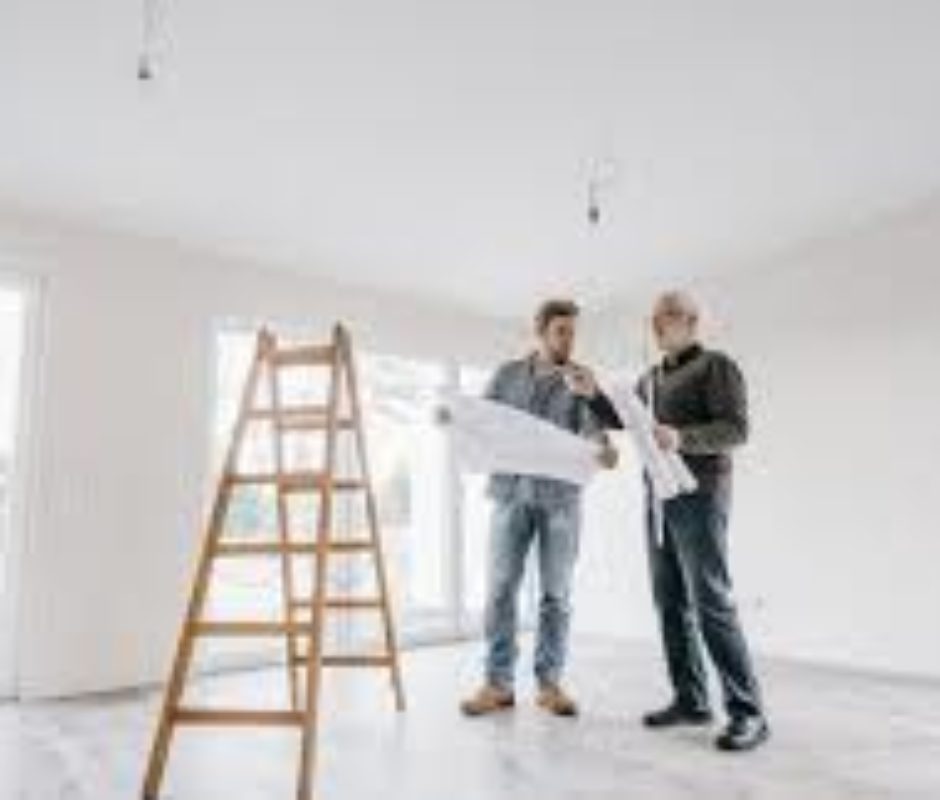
[548,347,571,365]
[655,327,692,355]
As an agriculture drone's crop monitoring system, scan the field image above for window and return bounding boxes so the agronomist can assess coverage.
[0,284,28,697]
[357,354,456,640]
[0,290,25,595]
[207,324,529,663]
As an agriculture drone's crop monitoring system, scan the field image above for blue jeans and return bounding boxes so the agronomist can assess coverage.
[484,498,581,691]
[648,489,764,719]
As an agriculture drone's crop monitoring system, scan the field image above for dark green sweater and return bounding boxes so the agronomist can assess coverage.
[588,343,749,492]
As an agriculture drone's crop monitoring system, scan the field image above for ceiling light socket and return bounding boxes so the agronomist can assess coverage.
[137,53,155,81]
[584,155,620,228]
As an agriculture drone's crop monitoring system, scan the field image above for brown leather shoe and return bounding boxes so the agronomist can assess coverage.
[536,683,579,717]
[460,685,515,717]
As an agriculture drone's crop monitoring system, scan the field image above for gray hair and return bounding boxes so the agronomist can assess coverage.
[653,290,700,325]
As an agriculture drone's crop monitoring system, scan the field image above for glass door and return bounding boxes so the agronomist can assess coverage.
[209,325,465,664]
[357,352,456,642]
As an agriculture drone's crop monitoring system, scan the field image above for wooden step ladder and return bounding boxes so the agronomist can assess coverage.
[142,324,406,800]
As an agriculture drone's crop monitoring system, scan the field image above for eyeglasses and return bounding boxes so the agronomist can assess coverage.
[653,309,691,321]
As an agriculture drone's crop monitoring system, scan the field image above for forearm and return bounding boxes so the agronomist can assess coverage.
[586,391,625,430]
[678,353,749,455]
[679,418,748,455]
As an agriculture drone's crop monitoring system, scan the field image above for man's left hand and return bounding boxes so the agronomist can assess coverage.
[653,424,681,452]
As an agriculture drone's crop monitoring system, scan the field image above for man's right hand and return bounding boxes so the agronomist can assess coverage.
[564,364,599,398]
[653,423,681,452]
[597,443,619,470]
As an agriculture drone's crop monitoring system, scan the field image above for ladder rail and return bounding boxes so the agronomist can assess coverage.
[265,332,303,710]
[143,331,269,800]
[337,326,407,711]
[296,325,342,800]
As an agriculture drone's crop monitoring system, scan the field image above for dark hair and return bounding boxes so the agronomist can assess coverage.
[534,298,580,333]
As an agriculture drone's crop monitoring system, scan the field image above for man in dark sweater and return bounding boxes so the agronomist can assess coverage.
[567,290,769,752]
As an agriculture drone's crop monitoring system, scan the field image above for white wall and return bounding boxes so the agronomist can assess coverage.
[6,193,938,697]
[575,198,940,680]
[0,205,522,699]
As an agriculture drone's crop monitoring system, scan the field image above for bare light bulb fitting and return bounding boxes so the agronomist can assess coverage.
[138,0,164,82]
[137,53,155,81]
[587,182,602,226]
[585,156,619,228]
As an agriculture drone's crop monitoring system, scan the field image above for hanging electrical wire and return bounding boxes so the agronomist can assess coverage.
[138,0,169,81]
[585,155,620,228]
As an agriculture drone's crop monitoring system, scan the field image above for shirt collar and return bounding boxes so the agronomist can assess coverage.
[526,351,568,382]
[663,342,703,372]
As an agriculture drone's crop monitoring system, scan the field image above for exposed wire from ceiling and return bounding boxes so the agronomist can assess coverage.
[585,155,620,228]
[138,0,170,82]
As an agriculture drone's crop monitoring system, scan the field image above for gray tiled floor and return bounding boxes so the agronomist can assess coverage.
[2,638,940,799]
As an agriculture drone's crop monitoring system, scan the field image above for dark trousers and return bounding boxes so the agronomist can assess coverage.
[647,488,764,719]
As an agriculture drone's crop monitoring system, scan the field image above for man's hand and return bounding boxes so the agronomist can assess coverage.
[653,423,681,452]
[597,443,619,470]
[564,364,598,398]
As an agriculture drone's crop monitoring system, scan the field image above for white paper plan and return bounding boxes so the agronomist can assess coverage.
[438,382,697,501]
[438,390,601,486]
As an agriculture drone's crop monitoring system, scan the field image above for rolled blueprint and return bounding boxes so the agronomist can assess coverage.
[604,381,697,500]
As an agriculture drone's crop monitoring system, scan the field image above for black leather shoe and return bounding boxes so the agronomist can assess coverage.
[642,702,714,728]
[715,716,770,752]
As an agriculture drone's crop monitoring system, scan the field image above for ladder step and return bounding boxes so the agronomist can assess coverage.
[247,406,355,431]
[282,476,365,493]
[323,655,395,667]
[279,416,355,433]
[270,345,335,367]
[174,708,305,727]
[326,539,375,553]
[227,471,305,486]
[213,539,375,557]
[291,598,384,610]
[226,472,366,493]
[293,655,394,668]
[215,541,319,556]
[327,598,384,610]
[191,621,314,637]
[227,471,321,487]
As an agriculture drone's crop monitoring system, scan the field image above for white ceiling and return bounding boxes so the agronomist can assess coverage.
[2,1,940,316]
